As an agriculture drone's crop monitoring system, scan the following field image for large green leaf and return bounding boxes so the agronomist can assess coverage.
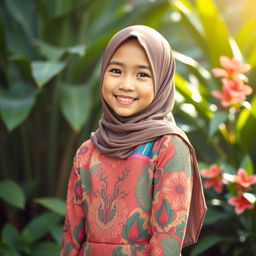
[35,197,66,216]
[203,208,227,225]
[191,233,224,256]
[31,61,66,88]
[51,0,74,17]
[0,245,20,256]
[172,0,205,50]
[82,0,125,43]
[67,35,108,83]
[229,37,243,62]
[35,40,86,61]
[67,44,86,57]
[49,225,63,244]
[236,96,256,153]
[208,111,228,137]
[175,74,212,121]
[198,1,232,64]
[60,83,93,132]
[174,50,217,92]
[240,155,254,175]
[3,0,37,59]
[35,40,66,61]
[5,0,35,38]
[1,224,20,249]
[235,18,256,63]
[22,212,62,242]
[0,86,36,131]
[195,0,232,66]
[30,242,59,256]
[0,180,25,209]
[247,47,256,69]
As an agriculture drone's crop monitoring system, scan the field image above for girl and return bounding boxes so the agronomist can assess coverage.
[60,25,207,256]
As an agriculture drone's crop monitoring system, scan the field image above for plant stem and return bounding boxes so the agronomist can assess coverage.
[46,76,61,195]
[21,123,32,180]
[55,130,79,198]
[0,136,8,179]
[33,110,42,182]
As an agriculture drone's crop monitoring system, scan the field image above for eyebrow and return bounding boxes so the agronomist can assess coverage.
[108,61,152,71]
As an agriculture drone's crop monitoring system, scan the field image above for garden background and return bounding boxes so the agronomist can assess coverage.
[0,0,256,255]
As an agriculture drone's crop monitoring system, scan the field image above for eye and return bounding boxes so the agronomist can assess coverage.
[109,68,121,74]
[137,72,150,78]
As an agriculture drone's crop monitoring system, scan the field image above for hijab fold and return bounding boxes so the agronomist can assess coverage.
[90,25,206,247]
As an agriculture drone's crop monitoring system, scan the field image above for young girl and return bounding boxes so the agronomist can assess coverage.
[60,25,207,256]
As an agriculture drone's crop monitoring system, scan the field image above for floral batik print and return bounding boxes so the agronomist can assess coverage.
[60,135,193,256]
[163,170,192,211]
[88,168,129,242]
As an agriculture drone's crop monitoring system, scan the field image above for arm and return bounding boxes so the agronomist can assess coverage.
[149,135,193,255]
[60,164,86,256]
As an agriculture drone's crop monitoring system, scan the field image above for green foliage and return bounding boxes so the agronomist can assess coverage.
[191,234,224,256]
[59,83,93,132]
[1,0,256,255]
[0,180,25,209]
[31,61,66,88]
[236,96,256,153]
[208,111,228,137]
[0,211,62,255]
[0,83,37,131]
[0,0,173,255]
[171,0,256,255]
[35,198,66,216]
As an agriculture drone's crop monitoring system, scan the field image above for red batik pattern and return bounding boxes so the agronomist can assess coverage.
[60,135,193,256]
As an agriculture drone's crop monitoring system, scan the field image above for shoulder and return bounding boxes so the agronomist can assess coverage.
[154,134,193,174]
[154,134,190,155]
[76,139,94,155]
[73,139,95,169]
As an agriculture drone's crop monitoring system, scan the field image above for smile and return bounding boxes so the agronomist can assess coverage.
[116,96,135,102]
[115,95,137,105]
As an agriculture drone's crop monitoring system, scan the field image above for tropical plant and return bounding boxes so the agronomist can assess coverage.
[1,0,256,255]
[169,0,256,255]
[0,180,65,256]
[0,0,173,255]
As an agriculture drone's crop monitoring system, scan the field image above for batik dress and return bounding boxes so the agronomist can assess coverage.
[60,134,194,256]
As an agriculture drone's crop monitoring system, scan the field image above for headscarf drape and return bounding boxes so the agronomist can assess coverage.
[90,25,206,246]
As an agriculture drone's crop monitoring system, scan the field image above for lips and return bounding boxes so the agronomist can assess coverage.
[115,95,137,104]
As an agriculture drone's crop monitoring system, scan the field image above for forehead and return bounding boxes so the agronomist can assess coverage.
[110,38,150,65]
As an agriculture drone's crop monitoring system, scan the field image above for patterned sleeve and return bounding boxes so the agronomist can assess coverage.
[60,161,87,256]
[149,135,193,255]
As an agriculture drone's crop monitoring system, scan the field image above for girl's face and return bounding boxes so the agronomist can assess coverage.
[102,39,154,117]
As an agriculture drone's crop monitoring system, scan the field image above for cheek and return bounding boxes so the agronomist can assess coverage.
[101,84,109,102]
[144,83,154,103]
[101,75,110,99]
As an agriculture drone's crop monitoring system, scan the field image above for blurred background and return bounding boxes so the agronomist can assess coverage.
[0,0,255,255]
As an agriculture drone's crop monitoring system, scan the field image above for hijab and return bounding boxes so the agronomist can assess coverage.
[91,25,206,246]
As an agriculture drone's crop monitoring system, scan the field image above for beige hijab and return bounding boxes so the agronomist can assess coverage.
[91,25,206,246]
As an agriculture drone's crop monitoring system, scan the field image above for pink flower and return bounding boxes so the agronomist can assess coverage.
[201,164,224,193]
[212,78,253,107]
[201,164,222,178]
[233,169,256,188]
[204,177,224,193]
[228,193,254,214]
[212,56,250,81]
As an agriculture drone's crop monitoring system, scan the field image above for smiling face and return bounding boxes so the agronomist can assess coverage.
[102,39,154,117]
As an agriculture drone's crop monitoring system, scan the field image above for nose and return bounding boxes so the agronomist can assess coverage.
[118,75,135,91]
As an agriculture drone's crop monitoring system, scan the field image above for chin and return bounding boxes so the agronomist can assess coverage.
[115,110,135,117]
[117,113,132,117]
